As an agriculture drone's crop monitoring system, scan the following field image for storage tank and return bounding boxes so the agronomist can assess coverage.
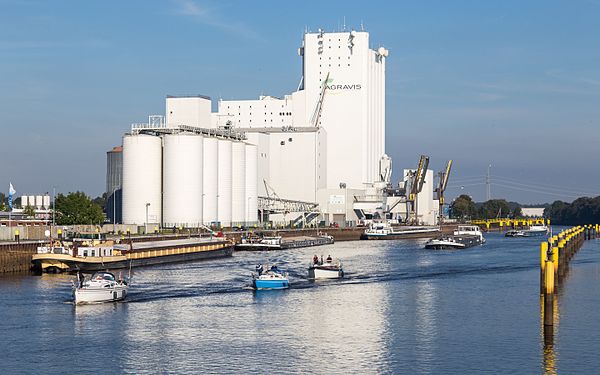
[122,134,162,226]
[217,139,232,227]
[35,195,43,209]
[231,142,246,225]
[21,196,28,208]
[245,143,258,223]
[28,195,35,209]
[43,195,50,209]
[163,134,203,227]
[202,137,218,225]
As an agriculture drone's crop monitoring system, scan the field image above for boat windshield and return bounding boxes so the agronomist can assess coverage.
[92,272,115,281]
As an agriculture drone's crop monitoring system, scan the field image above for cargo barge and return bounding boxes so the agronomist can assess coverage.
[235,235,334,251]
[362,222,440,240]
[32,237,234,273]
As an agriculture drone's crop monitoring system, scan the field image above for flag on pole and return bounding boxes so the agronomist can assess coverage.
[8,183,16,210]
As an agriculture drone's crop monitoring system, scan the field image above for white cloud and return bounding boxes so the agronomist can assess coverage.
[171,0,260,40]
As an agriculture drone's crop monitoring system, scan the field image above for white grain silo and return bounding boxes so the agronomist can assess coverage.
[28,195,35,208]
[231,142,246,226]
[122,134,162,227]
[163,134,203,228]
[217,139,232,227]
[245,143,258,223]
[202,137,218,225]
[43,195,50,209]
[35,195,43,209]
[21,196,29,208]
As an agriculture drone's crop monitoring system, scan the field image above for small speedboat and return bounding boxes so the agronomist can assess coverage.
[73,271,128,304]
[308,256,344,279]
[252,264,289,290]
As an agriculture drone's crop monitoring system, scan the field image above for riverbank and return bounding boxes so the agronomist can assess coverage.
[0,225,458,274]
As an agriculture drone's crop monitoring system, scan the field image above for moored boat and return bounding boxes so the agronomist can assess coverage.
[252,264,289,290]
[308,255,344,279]
[32,237,234,273]
[73,271,128,305]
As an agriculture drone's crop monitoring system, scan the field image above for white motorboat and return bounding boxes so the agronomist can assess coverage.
[73,271,128,304]
[505,225,549,238]
[308,257,344,279]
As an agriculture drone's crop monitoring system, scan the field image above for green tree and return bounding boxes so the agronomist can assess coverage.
[0,192,6,211]
[23,205,36,218]
[55,191,105,225]
[479,199,512,219]
[545,197,600,225]
[450,195,477,220]
[92,192,107,213]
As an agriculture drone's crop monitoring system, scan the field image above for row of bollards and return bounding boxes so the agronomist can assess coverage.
[540,224,598,344]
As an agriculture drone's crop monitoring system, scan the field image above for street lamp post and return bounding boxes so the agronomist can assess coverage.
[113,188,117,233]
[145,203,150,234]
[340,182,347,228]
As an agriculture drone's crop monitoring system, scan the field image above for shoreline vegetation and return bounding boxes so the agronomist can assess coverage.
[450,194,600,226]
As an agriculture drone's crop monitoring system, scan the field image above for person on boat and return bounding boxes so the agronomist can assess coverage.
[326,255,332,263]
[320,255,324,265]
[256,264,263,276]
[77,271,84,288]
[313,254,319,265]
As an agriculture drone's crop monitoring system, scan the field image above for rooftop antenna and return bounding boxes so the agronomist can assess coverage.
[343,16,346,31]
[360,20,364,31]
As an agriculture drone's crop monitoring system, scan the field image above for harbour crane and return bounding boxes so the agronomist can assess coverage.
[406,155,429,224]
[435,160,453,224]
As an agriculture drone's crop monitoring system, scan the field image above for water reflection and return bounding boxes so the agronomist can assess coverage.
[541,293,559,375]
[414,280,437,373]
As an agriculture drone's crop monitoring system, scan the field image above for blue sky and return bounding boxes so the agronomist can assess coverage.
[1,0,599,204]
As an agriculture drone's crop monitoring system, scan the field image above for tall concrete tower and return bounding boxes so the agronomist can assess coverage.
[300,29,387,190]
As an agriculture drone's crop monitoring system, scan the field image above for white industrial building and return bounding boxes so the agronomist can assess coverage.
[119,28,442,227]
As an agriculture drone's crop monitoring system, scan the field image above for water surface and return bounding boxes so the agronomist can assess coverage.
[1,232,599,374]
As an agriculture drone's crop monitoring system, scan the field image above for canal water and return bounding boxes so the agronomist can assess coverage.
[1,232,599,374]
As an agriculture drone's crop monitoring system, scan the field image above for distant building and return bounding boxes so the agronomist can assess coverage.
[106,146,122,223]
[522,207,545,217]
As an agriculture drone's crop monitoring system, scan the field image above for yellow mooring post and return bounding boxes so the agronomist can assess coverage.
[540,242,548,294]
[552,246,559,289]
[544,260,555,327]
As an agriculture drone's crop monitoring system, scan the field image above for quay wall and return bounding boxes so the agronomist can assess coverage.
[0,242,44,273]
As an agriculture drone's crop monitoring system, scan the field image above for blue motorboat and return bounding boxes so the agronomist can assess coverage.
[252,264,289,290]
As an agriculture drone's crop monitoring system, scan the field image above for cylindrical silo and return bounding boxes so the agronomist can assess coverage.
[28,195,35,209]
[35,195,43,209]
[43,195,50,209]
[217,139,232,227]
[245,143,258,223]
[231,142,246,226]
[21,196,28,208]
[202,137,218,225]
[122,134,162,226]
[163,134,203,228]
